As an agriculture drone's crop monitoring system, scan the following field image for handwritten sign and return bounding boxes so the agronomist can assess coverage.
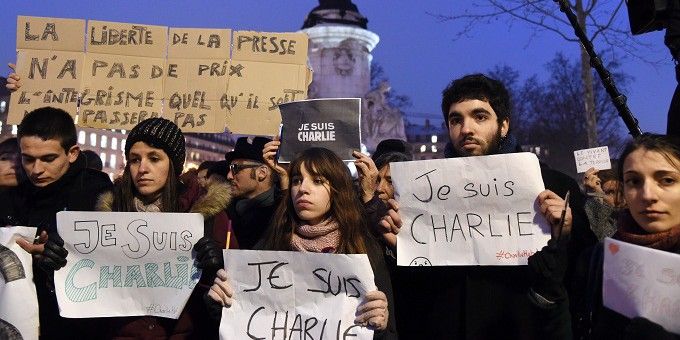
[164,28,231,133]
[574,146,611,173]
[278,98,362,162]
[391,153,551,266]
[603,238,680,334]
[220,250,375,340]
[10,16,312,134]
[8,16,85,124]
[225,31,312,135]
[54,211,203,319]
[79,20,168,130]
[0,226,39,340]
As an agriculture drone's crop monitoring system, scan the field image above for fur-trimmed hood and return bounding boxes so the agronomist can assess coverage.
[96,181,231,220]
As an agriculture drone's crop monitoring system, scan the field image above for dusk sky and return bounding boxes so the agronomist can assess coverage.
[0,1,673,136]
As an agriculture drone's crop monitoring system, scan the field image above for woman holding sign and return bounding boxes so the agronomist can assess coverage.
[578,133,680,339]
[92,118,231,339]
[208,147,397,339]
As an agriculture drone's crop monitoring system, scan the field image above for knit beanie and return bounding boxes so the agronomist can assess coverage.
[124,118,186,175]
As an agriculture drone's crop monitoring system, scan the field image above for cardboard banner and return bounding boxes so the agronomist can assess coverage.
[392,153,552,266]
[220,250,375,340]
[0,226,39,340]
[278,98,362,162]
[86,20,168,57]
[79,53,166,130]
[54,211,203,319]
[164,28,231,133]
[603,238,680,335]
[8,16,86,124]
[574,146,611,173]
[10,17,312,134]
[226,31,312,135]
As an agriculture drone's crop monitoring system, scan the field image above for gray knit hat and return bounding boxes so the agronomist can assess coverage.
[125,118,186,175]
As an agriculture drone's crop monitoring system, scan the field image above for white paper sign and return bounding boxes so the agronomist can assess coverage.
[603,238,680,334]
[220,250,376,340]
[54,211,203,319]
[0,226,39,340]
[392,153,552,266]
[574,146,611,173]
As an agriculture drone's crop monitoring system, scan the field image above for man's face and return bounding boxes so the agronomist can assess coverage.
[20,136,78,187]
[226,159,263,199]
[447,99,509,157]
[376,165,394,203]
[197,168,209,189]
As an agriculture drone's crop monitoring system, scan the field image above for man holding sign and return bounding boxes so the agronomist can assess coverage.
[381,74,589,339]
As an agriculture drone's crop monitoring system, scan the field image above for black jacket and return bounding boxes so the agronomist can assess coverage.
[226,187,281,250]
[0,153,112,340]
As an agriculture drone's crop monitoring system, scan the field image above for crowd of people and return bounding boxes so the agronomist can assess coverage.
[1,71,679,340]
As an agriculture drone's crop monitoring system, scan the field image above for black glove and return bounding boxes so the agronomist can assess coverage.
[528,239,568,302]
[36,237,68,271]
[194,236,224,276]
[624,317,677,340]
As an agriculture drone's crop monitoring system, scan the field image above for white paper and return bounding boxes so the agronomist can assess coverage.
[603,238,680,334]
[0,226,39,340]
[219,250,376,340]
[54,211,203,319]
[392,153,551,266]
[574,146,611,173]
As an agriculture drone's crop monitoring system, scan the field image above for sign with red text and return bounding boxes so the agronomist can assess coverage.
[603,238,680,335]
[219,250,375,340]
[278,98,362,162]
[54,211,203,319]
[0,226,39,340]
[391,153,551,266]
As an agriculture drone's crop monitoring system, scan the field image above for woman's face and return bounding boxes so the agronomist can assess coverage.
[128,142,170,200]
[291,164,331,225]
[623,148,680,233]
[0,152,19,187]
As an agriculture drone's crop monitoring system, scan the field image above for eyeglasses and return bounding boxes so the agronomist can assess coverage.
[228,163,262,175]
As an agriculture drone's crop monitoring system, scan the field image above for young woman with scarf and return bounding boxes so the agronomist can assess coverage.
[90,118,230,339]
[577,133,680,339]
[207,147,397,339]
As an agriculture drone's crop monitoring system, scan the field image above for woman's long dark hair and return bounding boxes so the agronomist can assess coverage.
[264,148,369,254]
[112,156,180,213]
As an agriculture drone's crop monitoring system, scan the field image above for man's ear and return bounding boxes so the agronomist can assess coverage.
[500,118,510,138]
[256,165,269,182]
[67,145,80,164]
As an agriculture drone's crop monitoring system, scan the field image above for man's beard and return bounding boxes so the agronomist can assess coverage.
[456,129,503,157]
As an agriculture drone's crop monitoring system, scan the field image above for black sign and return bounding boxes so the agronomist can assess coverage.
[278,98,361,162]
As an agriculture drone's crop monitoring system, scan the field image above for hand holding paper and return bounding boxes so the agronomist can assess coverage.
[353,150,379,203]
[355,290,389,331]
[262,137,288,189]
[379,199,401,249]
[208,269,234,308]
[5,63,20,92]
[538,190,572,238]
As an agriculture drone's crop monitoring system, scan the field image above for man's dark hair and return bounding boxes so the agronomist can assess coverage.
[81,150,103,171]
[198,160,217,172]
[17,107,77,152]
[374,151,412,171]
[441,74,512,126]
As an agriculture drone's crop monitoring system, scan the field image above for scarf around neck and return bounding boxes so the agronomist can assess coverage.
[290,218,340,253]
[133,196,162,212]
[614,210,680,253]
